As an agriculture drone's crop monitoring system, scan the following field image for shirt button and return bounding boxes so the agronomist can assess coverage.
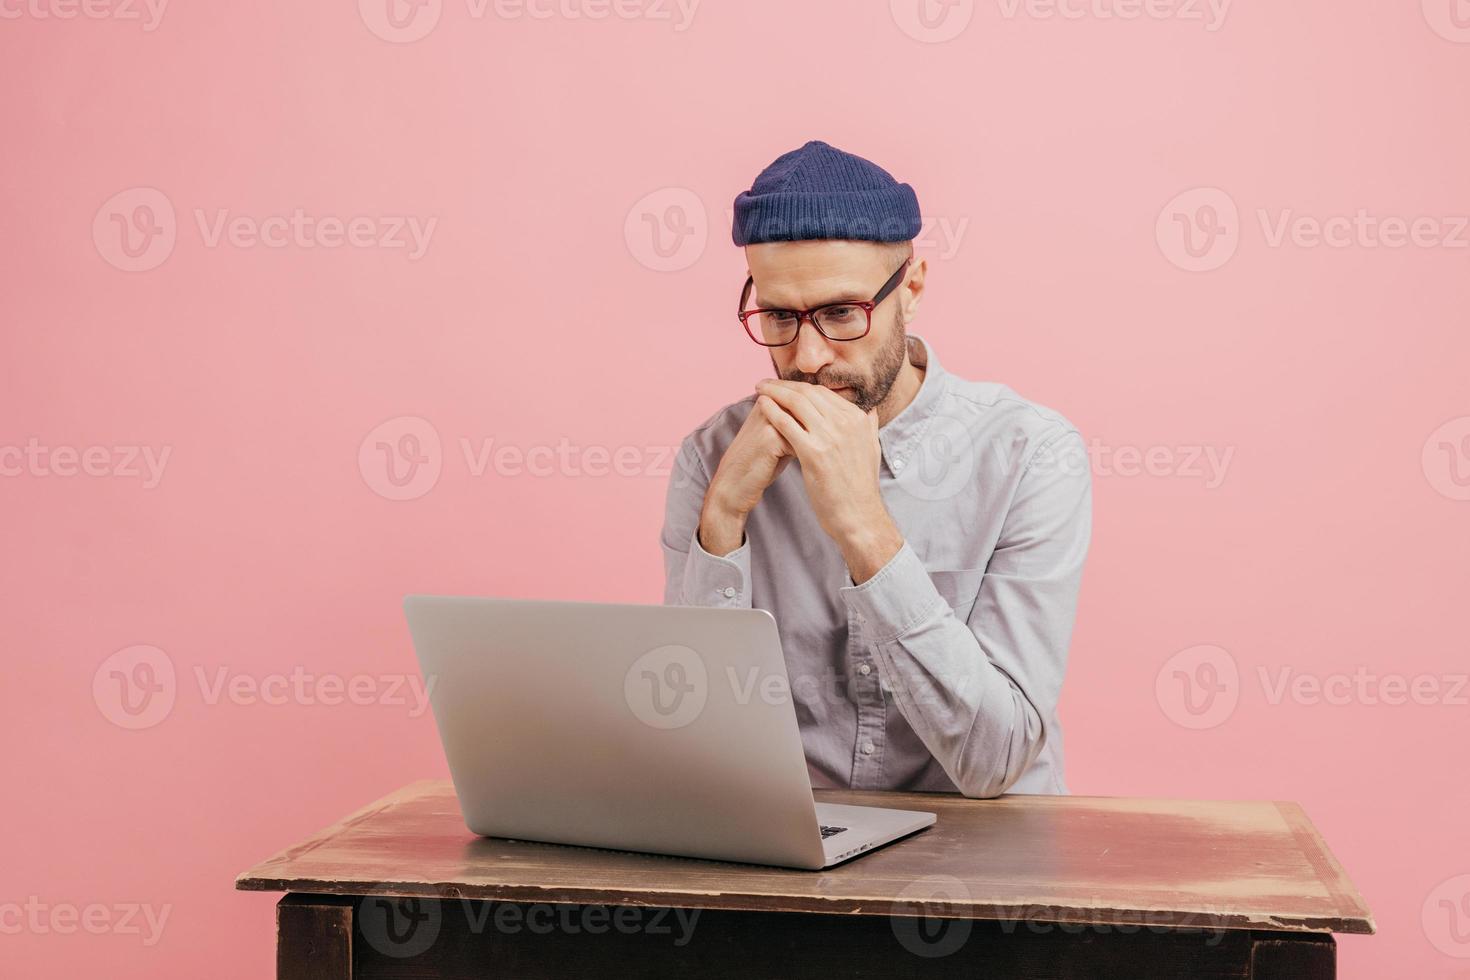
[891,458,904,472]
[857,663,872,676]
[861,741,875,755]
[721,587,736,598]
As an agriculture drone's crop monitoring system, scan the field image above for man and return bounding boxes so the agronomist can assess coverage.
[660,140,1091,798]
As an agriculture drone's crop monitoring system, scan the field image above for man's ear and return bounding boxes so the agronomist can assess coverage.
[901,257,927,323]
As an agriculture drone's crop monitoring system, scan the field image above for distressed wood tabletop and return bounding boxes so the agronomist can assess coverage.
[237,779,1373,936]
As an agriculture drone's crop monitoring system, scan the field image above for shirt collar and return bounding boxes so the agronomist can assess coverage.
[878,332,947,477]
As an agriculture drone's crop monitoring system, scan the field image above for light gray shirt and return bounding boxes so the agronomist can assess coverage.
[660,333,1091,798]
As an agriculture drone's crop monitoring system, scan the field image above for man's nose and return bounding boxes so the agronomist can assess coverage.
[790,317,836,375]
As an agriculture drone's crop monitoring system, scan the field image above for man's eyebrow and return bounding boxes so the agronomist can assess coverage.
[754,287,867,308]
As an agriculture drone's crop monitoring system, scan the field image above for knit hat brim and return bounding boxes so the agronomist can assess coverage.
[732,185,922,246]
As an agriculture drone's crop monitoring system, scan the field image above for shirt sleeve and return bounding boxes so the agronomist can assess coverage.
[660,437,754,609]
[838,429,1092,798]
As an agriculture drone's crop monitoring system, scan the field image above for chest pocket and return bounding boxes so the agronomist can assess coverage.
[926,567,986,623]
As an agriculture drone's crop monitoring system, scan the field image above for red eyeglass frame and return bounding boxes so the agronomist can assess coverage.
[737,258,911,347]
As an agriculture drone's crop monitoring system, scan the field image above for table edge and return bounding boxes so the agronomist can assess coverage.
[232,780,1377,936]
[233,874,1374,935]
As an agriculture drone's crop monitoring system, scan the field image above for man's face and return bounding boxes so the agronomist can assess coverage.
[745,240,916,414]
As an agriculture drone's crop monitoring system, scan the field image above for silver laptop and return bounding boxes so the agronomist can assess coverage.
[403,594,936,870]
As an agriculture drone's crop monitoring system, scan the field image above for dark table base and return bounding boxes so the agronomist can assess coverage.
[277,893,1334,979]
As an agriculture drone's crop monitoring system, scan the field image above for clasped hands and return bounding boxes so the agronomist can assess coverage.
[699,378,905,585]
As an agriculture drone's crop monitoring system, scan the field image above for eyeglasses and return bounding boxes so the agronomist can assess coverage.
[737,258,911,347]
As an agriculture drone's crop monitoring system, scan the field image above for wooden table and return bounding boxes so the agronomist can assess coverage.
[237,780,1373,979]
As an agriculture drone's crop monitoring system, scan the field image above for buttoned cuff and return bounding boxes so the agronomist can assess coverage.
[681,525,753,608]
[839,540,945,643]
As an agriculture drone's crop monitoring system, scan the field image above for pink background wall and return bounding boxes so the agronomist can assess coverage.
[3,1,1468,976]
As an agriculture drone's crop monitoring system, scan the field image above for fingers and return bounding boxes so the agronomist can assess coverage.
[754,379,834,430]
[763,420,795,457]
[806,383,858,414]
[755,394,813,456]
[761,379,863,421]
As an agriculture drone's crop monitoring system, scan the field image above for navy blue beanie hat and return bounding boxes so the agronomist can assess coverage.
[731,140,922,247]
